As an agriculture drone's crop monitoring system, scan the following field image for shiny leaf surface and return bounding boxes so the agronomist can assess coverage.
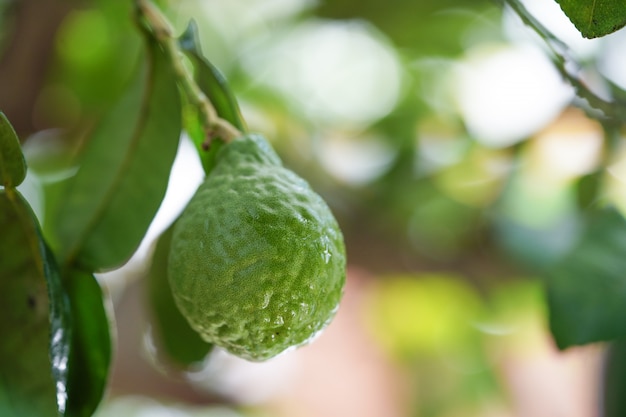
[0,189,71,417]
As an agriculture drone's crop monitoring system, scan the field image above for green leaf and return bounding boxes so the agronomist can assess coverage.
[54,34,182,271]
[576,171,604,209]
[546,209,626,349]
[0,188,71,417]
[64,271,111,417]
[603,339,626,417]
[147,224,212,366]
[554,0,626,38]
[178,21,246,175]
[179,21,247,131]
[0,112,26,188]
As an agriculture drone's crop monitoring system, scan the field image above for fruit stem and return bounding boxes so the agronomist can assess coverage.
[135,0,241,143]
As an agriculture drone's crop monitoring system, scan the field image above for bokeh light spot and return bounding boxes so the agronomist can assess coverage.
[242,20,403,126]
[453,43,573,147]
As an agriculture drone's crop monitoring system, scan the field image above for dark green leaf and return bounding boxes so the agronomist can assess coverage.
[147,224,212,366]
[64,271,111,417]
[180,21,247,132]
[603,339,626,417]
[54,34,182,271]
[0,188,71,417]
[555,0,626,38]
[0,112,26,188]
[576,171,604,209]
[546,209,626,349]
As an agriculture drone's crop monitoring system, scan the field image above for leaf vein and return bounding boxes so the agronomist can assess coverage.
[588,0,598,32]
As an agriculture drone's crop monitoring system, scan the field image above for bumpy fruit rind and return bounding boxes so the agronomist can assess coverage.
[168,134,346,361]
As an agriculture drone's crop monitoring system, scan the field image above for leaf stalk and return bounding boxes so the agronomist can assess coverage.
[135,0,242,143]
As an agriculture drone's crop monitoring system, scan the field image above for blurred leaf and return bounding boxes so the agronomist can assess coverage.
[315,0,495,55]
[0,112,26,187]
[0,189,71,417]
[51,1,142,120]
[554,0,626,38]
[64,271,111,417]
[576,171,604,210]
[603,339,626,417]
[546,209,626,349]
[606,79,626,105]
[147,224,212,366]
[54,34,182,271]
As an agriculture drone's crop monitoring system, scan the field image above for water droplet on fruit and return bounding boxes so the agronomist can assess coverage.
[261,292,271,309]
[319,235,332,263]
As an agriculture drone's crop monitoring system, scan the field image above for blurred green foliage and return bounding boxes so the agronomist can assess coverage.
[3,0,626,416]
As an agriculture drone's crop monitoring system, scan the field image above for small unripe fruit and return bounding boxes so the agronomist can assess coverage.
[168,134,346,361]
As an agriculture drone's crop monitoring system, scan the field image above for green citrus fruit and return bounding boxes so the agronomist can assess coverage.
[168,133,346,361]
